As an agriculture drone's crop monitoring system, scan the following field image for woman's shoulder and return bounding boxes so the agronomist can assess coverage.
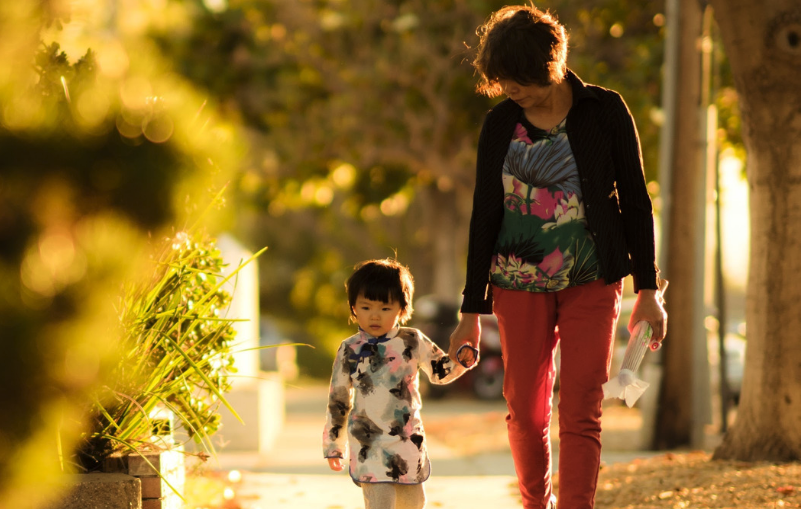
[581,81,627,108]
[565,71,623,108]
[572,83,629,125]
[480,98,522,137]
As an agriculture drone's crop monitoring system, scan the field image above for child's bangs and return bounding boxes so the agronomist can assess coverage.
[359,280,402,305]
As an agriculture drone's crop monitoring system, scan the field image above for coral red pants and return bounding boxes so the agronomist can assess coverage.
[492,279,623,509]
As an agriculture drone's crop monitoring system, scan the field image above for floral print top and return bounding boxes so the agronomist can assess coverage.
[490,116,602,292]
[322,327,469,485]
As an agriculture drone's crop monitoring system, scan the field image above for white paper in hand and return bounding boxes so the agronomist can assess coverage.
[602,369,650,408]
[602,321,656,408]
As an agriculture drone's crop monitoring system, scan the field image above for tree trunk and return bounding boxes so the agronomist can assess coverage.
[653,0,705,449]
[424,186,464,301]
[710,1,801,461]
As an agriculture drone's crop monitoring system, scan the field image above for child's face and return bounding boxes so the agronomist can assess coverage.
[352,295,402,337]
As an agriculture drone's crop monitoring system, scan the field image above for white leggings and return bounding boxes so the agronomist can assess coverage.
[362,482,425,509]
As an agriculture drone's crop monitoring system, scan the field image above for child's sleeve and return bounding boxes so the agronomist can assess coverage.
[323,341,353,459]
[417,329,473,385]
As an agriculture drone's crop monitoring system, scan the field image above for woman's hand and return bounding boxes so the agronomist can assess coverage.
[628,288,667,343]
[449,313,481,360]
[328,457,344,471]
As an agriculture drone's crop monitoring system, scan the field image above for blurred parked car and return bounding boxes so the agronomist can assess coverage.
[412,296,505,400]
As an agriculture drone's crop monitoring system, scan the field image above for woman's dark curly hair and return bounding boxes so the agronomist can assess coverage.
[473,4,569,97]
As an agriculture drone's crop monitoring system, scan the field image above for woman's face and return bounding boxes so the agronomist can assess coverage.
[498,79,553,109]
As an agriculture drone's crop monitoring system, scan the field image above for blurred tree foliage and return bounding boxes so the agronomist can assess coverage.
[152,0,741,375]
[151,0,667,373]
[152,0,504,371]
[0,2,239,506]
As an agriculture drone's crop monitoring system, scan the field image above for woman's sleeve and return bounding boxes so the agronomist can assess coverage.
[417,329,470,385]
[608,92,660,292]
[322,342,353,459]
[461,111,505,313]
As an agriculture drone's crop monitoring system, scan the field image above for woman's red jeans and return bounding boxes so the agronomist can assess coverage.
[492,279,623,509]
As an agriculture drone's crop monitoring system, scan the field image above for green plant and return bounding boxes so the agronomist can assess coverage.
[75,220,266,471]
[0,1,244,503]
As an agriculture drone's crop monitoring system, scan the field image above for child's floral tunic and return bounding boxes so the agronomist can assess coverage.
[323,326,469,485]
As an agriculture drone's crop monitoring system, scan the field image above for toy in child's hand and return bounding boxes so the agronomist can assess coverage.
[602,321,659,408]
[456,343,479,368]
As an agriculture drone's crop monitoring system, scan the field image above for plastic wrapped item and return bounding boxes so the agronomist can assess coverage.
[603,321,661,408]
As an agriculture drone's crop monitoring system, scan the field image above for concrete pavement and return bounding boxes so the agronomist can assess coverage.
[207,383,666,509]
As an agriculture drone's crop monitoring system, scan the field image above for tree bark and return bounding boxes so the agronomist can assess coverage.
[418,184,469,301]
[653,0,705,450]
[710,1,801,461]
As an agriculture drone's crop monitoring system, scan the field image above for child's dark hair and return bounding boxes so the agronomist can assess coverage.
[473,4,569,97]
[346,258,414,325]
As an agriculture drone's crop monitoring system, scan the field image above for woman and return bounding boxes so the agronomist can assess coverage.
[448,5,667,509]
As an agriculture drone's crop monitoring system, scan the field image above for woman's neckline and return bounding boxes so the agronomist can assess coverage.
[519,79,573,132]
[520,113,567,137]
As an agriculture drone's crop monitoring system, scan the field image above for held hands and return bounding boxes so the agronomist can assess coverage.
[628,282,668,346]
[449,313,481,365]
[328,457,344,471]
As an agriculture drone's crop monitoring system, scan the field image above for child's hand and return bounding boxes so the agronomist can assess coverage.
[328,457,345,471]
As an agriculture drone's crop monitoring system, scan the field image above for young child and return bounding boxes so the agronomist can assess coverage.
[323,258,478,509]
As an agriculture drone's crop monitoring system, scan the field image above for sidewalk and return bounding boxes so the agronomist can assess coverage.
[206,383,670,509]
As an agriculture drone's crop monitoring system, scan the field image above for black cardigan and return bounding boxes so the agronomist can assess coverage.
[461,70,660,314]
